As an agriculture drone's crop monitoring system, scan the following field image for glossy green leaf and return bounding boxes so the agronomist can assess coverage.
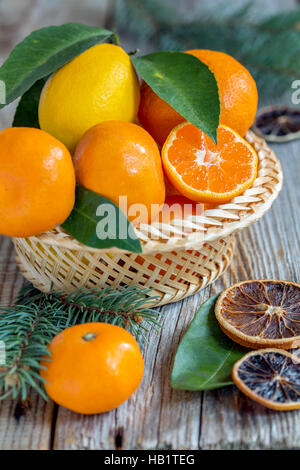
[171,294,247,391]
[62,186,142,253]
[131,51,220,143]
[0,23,116,109]
[13,78,47,128]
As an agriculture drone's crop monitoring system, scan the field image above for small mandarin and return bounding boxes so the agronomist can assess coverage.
[138,81,185,147]
[73,120,166,225]
[40,323,144,415]
[186,49,258,137]
[0,127,75,237]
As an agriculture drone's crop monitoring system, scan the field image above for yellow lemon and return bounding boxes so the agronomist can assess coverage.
[38,44,140,152]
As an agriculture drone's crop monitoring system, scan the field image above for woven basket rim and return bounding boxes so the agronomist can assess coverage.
[14,131,282,254]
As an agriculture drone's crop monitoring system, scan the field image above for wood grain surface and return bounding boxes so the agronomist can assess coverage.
[0,0,299,450]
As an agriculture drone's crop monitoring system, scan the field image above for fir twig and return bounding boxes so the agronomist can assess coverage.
[0,283,161,401]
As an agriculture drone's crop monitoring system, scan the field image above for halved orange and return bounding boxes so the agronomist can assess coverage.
[215,280,300,350]
[233,349,300,411]
[162,123,258,203]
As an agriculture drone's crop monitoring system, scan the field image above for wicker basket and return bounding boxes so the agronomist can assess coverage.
[13,131,283,306]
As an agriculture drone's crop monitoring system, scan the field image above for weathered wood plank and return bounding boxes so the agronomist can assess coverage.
[0,392,55,450]
[199,386,300,450]
[0,238,56,450]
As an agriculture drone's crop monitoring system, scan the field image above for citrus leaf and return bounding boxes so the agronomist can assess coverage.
[13,78,47,128]
[61,186,142,253]
[171,294,247,391]
[131,51,220,143]
[0,23,116,109]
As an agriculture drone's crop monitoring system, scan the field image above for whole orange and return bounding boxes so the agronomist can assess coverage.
[138,50,258,145]
[0,127,75,237]
[74,120,166,225]
[40,323,144,415]
[138,81,184,147]
[186,50,258,137]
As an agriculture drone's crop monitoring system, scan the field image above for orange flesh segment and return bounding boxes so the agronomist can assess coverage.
[163,123,258,202]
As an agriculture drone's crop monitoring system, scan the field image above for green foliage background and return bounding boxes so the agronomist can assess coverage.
[113,0,300,101]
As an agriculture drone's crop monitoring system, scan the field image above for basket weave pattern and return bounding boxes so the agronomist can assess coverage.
[13,131,282,306]
[15,237,234,306]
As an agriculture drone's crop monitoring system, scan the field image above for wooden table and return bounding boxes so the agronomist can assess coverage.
[0,0,299,450]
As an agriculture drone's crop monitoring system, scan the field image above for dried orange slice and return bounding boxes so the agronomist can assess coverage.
[233,349,300,411]
[161,123,258,203]
[215,280,300,349]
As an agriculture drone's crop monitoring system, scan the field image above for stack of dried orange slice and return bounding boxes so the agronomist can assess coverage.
[215,280,300,411]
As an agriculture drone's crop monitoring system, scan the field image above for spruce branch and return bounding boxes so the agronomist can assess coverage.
[114,0,300,98]
[0,283,161,401]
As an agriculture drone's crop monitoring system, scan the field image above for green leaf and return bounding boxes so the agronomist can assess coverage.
[171,294,247,391]
[0,23,117,110]
[131,51,220,143]
[61,186,142,253]
[13,78,47,127]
